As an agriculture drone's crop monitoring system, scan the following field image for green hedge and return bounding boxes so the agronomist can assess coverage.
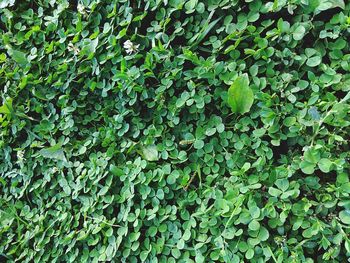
[1,0,350,262]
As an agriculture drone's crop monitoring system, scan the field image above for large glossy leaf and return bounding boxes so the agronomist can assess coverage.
[227,74,254,114]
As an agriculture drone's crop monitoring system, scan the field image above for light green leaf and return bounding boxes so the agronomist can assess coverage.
[337,172,349,185]
[245,248,254,259]
[140,251,149,262]
[89,38,99,53]
[184,0,198,13]
[110,165,124,176]
[306,56,321,67]
[318,158,333,173]
[275,179,289,192]
[304,148,320,164]
[293,25,305,41]
[300,161,315,174]
[340,183,350,194]
[248,220,260,231]
[142,144,159,161]
[0,98,13,115]
[116,28,127,39]
[227,74,254,114]
[7,48,28,66]
[339,210,350,224]
[268,187,282,197]
[258,227,269,241]
[194,139,204,149]
[316,0,345,13]
[177,238,185,249]
[39,143,67,161]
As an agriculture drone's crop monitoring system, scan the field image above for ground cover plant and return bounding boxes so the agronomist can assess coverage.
[1,0,350,262]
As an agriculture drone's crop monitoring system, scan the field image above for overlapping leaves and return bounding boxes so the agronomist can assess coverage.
[0,0,350,262]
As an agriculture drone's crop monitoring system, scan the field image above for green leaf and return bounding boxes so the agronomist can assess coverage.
[39,143,67,161]
[105,244,114,258]
[340,183,350,194]
[306,56,321,67]
[300,161,315,174]
[183,229,191,241]
[140,251,149,262]
[98,186,109,196]
[268,187,282,197]
[258,227,269,241]
[184,0,198,13]
[189,10,221,46]
[116,28,127,39]
[275,178,289,192]
[318,158,333,173]
[337,173,349,185]
[293,25,305,41]
[110,165,124,176]
[194,139,204,149]
[248,220,260,231]
[339,210,350,224]
[316,0,345,14]
[0,98,13,115]
[7,47,28,66]
[177,238,185,249]
[304,148,320,164]
[141,144,159,161]
[148,226,157,237]
[227,74,254,114]
[245,248,254,259]
[249,206,260,219]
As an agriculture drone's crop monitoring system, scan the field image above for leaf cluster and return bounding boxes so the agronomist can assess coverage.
[1,0,350,262]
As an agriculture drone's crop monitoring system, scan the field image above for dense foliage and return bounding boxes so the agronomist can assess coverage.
[1,0,350,262]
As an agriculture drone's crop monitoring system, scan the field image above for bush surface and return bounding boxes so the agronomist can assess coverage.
[1,0,350,262]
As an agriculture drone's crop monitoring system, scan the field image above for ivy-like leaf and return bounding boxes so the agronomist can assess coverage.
[227,74,254,114]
